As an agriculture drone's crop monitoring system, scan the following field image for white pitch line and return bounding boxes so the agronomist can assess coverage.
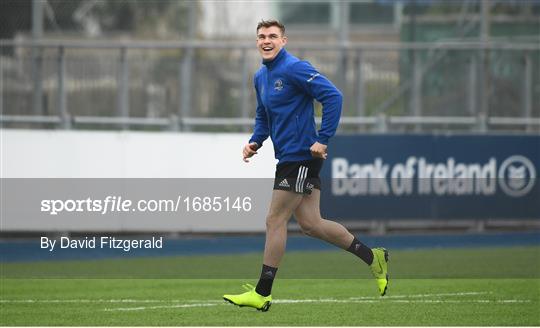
[349,291,490,300]
[104,303,219,312]
[105,298,532,311]
[274,299,376,304]
[387,299,532,304]
[0,292,491,304]
[274,297,529,305]
[0,299,223,304]
[1,291,531,313]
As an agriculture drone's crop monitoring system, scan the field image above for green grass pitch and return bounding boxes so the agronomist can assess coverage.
[1,246,539,326]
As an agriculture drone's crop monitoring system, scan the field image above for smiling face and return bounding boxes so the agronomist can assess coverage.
[256,26,287,61]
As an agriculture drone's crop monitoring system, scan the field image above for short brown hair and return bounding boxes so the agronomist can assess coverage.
[256,19,285,36]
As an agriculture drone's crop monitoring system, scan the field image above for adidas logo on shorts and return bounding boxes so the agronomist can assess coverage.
[279,179,290,188]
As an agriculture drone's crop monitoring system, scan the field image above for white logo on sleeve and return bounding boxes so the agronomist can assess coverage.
[307,73,320,82]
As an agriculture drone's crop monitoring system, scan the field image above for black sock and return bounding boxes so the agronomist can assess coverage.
[255,264,278,297]
[347,237,374,265]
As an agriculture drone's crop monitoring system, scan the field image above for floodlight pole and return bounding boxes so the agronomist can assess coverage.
[524,52,532,132]
[240,49,249,132]
[356,50,365,132]
[57,46,70,129]
[31,0,44,116]
[179,1,196,131]
[337,1,349,93]
[478,0,491,132]
[468,55,478,120]
[117,47,129,130]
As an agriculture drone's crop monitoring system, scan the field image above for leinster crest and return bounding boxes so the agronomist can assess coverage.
[274,79,283,91]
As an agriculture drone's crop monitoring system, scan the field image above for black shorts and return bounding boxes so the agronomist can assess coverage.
[273,158,323,195]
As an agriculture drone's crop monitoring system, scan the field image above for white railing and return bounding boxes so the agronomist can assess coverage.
[1,39,539,133]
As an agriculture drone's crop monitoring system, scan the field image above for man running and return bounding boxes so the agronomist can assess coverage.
[223,19,388,312]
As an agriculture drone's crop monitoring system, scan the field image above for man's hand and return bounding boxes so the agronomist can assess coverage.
[310,142,327,159]
[242,142,259,162]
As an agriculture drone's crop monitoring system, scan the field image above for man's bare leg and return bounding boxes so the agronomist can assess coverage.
[294,189,389,296]
[263,189,303,267]
[294,189,374,265]
[252,190,303,297]
[293,189,354,249]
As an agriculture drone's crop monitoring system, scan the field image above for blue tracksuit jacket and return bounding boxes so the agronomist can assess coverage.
[248,48,343,163]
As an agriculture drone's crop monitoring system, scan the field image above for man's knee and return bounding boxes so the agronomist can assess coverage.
[297,217,321,237]
[265,212,289,232]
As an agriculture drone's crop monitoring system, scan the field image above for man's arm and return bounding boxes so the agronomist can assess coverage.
[245,78,269,162]
[288,60,343,146]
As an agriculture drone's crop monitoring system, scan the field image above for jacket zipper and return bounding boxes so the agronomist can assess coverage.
[264,69,275,141]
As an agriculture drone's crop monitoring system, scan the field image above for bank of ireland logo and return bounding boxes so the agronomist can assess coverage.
[498,155,536,197]
[274,79,283,91]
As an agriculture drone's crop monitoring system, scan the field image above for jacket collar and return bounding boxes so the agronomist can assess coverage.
[263,48,287,69]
